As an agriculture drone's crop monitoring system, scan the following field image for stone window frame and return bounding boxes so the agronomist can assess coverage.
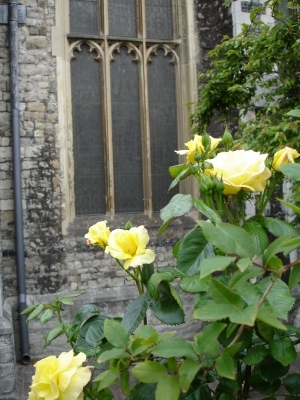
[52,0,199,234]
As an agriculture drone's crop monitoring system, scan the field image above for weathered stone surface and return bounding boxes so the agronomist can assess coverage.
[0,363,15,394]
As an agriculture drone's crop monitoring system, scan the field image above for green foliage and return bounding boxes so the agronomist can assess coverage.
[190,1,300,154]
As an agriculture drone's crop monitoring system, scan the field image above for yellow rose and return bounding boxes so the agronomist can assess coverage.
[273,146,300,171]
[29,350,91,400]
[105,226,155,269]
[175,134,222,163]
[85,220,110,248]
[207,150,271,195]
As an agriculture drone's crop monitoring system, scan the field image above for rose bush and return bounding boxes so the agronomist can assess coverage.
[24,128,300,400]
[28,350,91,400]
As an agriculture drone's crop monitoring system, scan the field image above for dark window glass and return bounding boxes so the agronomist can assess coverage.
[69,0,100,35]
[108,0,137,37]
[146,0,173,39]
[71,45,106,215]
[148,48,178,211]
[110,46,143,213]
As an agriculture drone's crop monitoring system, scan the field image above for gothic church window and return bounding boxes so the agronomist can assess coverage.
[68,0,181,216]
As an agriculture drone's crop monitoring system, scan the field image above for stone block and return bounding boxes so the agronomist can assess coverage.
[0,363,15,394]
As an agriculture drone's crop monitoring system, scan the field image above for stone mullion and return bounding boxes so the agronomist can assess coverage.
[103,0,115,215]
[141,0,153,216]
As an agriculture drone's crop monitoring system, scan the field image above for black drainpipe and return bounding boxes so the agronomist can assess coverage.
[9,0,30,365]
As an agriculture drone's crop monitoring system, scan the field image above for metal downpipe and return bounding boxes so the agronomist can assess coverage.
[9,0,30,365]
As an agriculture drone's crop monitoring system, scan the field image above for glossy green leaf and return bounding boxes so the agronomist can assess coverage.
[148,282,185,325]
[136,325,157,339]
[280,164,300,181]
[257,307,287,331]
[97,348,129,363]
[152,338,194,358]
[148,272,175,301]
[263,234,294,266]
[121,293,148,334]
[179,275,209,293]
[269,336,297,366]
[283,374,300,395]
[209,278,244,309]
[125,383,156,400]
[262,217,298,237]
[179,359,201,392]
[236,258,253,272]
[193,198,222,223]
[243,345,269,365]
[44,323,64,347]
[289,264,300,289]
[215,353,235,380]
[248,371,281,395]
[104,319,129,348]
[85,320,105,347]
[160,194,193,223]
[141,264,155,286]
[229,265,264,290]
[40,309,54,325]
[169,163,190,178]
[132,361,168,383]
[200,256,235,279]
[95,369,119,390]
[26,304,43,322]
[259,355,289,383]
[156,375,180,400]
[195,321,226,356]
[21,304,39,315]
[69,304,99,339]
[243,220,269,255]
[177,226,214,276]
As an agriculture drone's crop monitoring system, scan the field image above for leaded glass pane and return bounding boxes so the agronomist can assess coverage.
[108,0,137,37]
[71,45,106,215]
[148,48,178,211]
[146,0,173,39]
[110,46,143,213]
[69,0,100,35]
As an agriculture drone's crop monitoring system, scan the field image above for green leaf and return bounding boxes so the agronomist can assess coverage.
[26,304,43,322]
[283,374,300,395]
[160,194,193,223]
[21,304,39,315]
[179,382,211,400]
[179,359,201,392]
[132,361,168,383]
[148,282,185,325]
[69,304,99,339]
[280,164,300,181]
[85,320,105,347]
[248,371,281,395]
[259,355,289,383]
[156,375,180,400]
[229,265,264,290]
[195,321,226,356]
[120,370,130,395]
[148,272,175,301]
[125,383,156,400]
[257,307,287,331]
[286,109,300,118]
[97,348,129,363]
[289,265,300,289]
[193,303,235,322]
[243,345,269,365]
[94,369,119,390]
[152,338,195,358]
[177,226,215,276]
[262,217,298,237]
[209,278,244,309]
[263,234,294,266]
[236,258,253,272]
[136,325,157,339]
[40,309,54,325]
[242,220,269,255]
[256,321,274,343]
[104,319,129,348]
[121,293,148,334]
[44,323,64,347]
[278,198,300,214]
[198,221,255,258]
[169,163,190,178]
[179,275,209,293]
[215,353,235,380]
[219,394,236,400]
[141,264,155,286]
[193,198,222,223]
[200,256,235,279]
[269,336,297,366]
[61,298,74,306]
